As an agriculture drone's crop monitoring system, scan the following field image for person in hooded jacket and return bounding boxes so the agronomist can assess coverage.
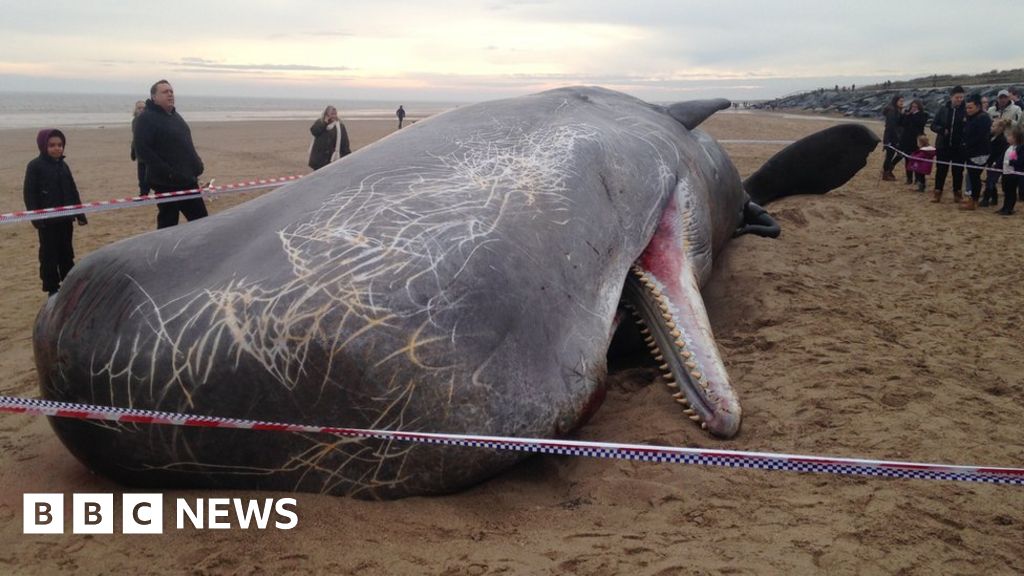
[23,128,88,295]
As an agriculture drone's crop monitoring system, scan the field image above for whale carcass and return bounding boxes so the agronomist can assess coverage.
[33,87,878,498]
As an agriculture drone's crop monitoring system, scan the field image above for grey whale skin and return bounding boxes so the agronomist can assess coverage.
[33,87,878,498]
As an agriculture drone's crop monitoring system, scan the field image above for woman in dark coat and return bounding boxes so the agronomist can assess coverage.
[898,99,929,184]
[881,95,905,180]
[308,105,351,170]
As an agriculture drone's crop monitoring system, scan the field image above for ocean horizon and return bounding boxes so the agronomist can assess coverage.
[0,91,468,130]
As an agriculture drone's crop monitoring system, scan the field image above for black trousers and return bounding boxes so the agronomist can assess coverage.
[965,159,985,199]
[152,182,209,229]
[136,161,149,196]
[1002,174,1018,213]
[934,147,963,192]
[37,220,75,293]
[984,137,1008,202]
[914,172,927,190]
[883,146,903,172]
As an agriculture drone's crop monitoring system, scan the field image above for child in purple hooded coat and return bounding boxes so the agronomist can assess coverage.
[908,134,937,193]
[23,128,88,295]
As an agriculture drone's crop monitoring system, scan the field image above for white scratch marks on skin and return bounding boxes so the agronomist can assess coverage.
[90,122,606,403]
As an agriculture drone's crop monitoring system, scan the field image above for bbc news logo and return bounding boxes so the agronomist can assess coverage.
[24,493,298,534]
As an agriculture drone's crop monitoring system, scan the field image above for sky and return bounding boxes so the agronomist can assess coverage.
[1,0,1021,103]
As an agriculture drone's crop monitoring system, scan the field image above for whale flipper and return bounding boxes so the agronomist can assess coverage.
[744,123,880,205]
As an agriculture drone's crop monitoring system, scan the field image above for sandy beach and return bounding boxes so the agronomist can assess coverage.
[1,111,1022,575]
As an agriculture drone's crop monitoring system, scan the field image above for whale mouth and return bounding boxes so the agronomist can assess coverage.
[620,264,741,438]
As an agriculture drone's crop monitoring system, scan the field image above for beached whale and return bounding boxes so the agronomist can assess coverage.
[33,87,878,498]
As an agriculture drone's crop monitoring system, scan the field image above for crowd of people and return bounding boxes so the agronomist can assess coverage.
[24,79,411,296]
[882,85,1024,214]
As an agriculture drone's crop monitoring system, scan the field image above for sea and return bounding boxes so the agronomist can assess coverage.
[0,92,465,130]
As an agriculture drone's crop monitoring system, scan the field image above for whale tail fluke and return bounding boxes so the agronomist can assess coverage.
[743,123,880,206]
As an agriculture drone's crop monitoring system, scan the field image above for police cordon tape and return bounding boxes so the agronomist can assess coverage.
[1,394,1022,486]
[884,144,1024,176]
[0,175,303,225]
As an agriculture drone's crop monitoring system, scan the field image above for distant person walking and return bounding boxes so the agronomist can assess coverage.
[308,105,351,171]
[23,129,88,295]
[930,85,966,203]
[133,80,208,229]
[881,95,904,181]
[959,94,992,211]
[898,99,928,185]
[130,100,148,196]
[396,105,406,129]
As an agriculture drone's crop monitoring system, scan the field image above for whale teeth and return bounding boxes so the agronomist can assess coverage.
[673,392,685,400]
[675,339,686,348]
[670,329,681,338]
[684,408,696,416]
[640,328,651,335]
[663,372,675,381]
[659,363,669,371]
[662,313,673,321]
[681,350,692,359]
[701,422,708,430]
[689,414,701,422]
[665,381,678,389]
[654,354,664,362]
[685,361,696,370]
[675,398,689,405]
[690,371,702,381]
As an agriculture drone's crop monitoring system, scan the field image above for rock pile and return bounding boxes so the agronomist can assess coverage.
[754,85,1021,118]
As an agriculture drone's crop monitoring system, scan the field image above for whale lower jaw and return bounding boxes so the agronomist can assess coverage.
[622,266,741,438]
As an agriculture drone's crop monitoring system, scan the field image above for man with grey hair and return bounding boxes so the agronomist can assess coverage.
[133,79,209,229]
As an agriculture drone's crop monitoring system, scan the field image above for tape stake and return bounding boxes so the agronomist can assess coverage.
[0,395,1021,486]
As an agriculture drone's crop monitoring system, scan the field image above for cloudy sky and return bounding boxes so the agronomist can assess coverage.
[1,0,1020,102]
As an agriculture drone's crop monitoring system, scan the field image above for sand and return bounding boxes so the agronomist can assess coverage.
[1,112,1022,575]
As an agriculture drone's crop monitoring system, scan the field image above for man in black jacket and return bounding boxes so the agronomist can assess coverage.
[959,94,992,211]
[930,85,966,203]
[133,80,208,229]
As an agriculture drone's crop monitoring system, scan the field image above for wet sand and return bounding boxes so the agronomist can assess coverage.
[1,111,1022,575]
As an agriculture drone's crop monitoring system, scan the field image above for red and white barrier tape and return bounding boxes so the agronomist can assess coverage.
[1,395,1021,486]
[0,175,303,225]
[884,144,1024,176]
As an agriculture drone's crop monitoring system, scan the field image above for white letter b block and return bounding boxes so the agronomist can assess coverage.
[24,494,63,534]
[73,494,114,534]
